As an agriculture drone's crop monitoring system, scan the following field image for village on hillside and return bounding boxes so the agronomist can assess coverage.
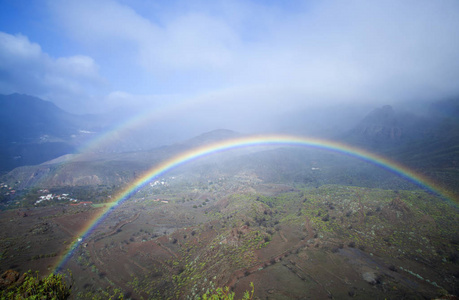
[34,189,85,206]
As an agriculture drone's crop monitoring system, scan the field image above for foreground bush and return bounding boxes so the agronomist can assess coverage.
[0,270,71,300]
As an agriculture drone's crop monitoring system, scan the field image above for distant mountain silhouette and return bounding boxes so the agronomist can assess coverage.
[347,105,403,145]
[1,128,243,188]
[0,94,244,173]
[346,101,459,145]
[0,93,77,142]
[345,100,459,179]
[181,129,240,147]
[1,94,458,198]
[0,94,101,172]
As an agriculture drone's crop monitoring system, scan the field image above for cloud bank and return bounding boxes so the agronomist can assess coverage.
[0,32,106,113]
[1,0,459,124]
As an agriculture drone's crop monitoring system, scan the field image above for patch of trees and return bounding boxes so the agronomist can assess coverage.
[0,270,71,299]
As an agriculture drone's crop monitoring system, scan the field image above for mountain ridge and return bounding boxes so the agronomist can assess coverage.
[1,94,458,199]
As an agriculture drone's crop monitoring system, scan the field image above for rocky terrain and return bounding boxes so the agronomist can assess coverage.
[0,170,458,299]
[0,96,458,299]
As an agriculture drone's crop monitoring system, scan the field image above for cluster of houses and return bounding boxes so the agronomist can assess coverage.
[1,183,16,196]
[35,190,79,205]
[149,176,177,188]
[0,184,87,207]
[150,180,167,187]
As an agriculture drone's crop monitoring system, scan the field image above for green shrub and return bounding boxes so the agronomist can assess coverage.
[0,270,71,300]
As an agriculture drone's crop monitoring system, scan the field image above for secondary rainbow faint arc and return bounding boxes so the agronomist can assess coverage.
[53,134,455,272]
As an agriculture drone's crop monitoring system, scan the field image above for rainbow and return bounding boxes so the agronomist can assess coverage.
[74,92,208,156]
[53,134,456,272]
[30,101,185,187]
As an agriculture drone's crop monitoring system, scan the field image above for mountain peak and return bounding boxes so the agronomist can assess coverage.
[0,94,80,171]
[348,105,402,144]
[182,129,240,147]
[362,105,397,126]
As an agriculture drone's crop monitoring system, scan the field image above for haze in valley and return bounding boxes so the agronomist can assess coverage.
[0,1,458,299]
[1,1,459,140]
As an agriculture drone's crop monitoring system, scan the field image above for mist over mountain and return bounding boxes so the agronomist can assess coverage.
[1,2,459,298]
[347,100,459,145]
[0,93,185,171]
[0,94,75,141]
[0,96,456,197]
[0,94,89,171]
[349,105,401,142]
[1,93,458,173]
[1,94,458,299]
[0,93,457,203]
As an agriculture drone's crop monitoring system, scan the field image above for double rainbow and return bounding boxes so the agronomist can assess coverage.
[53,134,455,272]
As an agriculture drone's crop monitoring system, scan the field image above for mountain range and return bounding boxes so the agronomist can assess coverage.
[0,93,458,197]
[0,94,105,171]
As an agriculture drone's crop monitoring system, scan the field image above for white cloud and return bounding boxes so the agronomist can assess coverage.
[55,56,100,81]
[0,32,42,61]
[49,0,239,73]
[0,32,105,112]
[48,0,459,107]
[3,0,459,119]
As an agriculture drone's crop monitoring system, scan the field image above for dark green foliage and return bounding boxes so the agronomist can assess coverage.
[0,270,72,300]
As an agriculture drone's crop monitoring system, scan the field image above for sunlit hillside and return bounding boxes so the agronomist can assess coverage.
[1,1,459,299]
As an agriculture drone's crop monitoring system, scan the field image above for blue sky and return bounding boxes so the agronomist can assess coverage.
[1,0,459,120]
